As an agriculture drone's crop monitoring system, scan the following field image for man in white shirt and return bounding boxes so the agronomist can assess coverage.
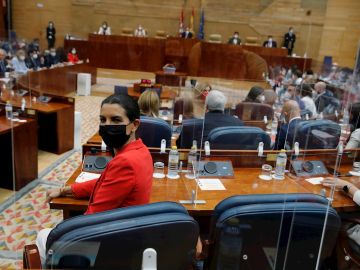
[134,25,147,37]
[98,21,111,35]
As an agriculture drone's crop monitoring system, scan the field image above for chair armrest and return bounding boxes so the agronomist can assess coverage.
[23,244,42,269]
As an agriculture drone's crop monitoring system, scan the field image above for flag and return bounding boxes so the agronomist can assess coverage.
[189,7,195,31]
[179,7,184,36]
[197,8,205,40]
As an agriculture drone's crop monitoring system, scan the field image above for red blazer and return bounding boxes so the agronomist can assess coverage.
[71,139,153,215]
[67,53,79,63]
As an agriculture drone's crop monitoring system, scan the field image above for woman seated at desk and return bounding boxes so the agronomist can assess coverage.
[36,94,153,264]
[138,89,160,117]
[67,47,79,64]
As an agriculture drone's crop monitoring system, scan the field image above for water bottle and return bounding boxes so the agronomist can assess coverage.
[217,218,243,269]
[5,101,12,120]
[185,145,197,179]
[271,118,278,135]
[167,146,179,179]
[21,98,26,111]
[274,149,287,180]
[343,109,349,125]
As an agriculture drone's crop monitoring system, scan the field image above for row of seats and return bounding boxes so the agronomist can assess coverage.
[24,194,340,269]
[137,116,341,150]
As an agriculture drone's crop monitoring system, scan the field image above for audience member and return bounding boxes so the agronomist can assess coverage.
[36,94,153,264]
[274,100,302,150]
[300,84,317,117]
[314,81,340,114]
[181,27,193,39]
[98,21,111,35]
[26,50,41,70]
[263,89,277,106]
[346,103,360,149]
[45,47,60,67]
[0,49,8,76]
[202,90,243,141]
[46,21,56,49]
[228,31,241,45]
[174,93,195,120]
[263,35,277,48]
[28,38,40,53]
[283,27,296,55]
[138,89,160,117]
[134,24,147,37]
[244,86,265,103]
[282,84,305,110]
[12,49,28,74]
[67,47,79,63]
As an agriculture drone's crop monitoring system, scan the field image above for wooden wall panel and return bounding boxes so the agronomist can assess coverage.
[11,0,360,68]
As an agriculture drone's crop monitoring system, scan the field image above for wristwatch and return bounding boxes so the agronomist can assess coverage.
[343,185,349,193]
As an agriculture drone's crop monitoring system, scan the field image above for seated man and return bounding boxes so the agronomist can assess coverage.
[314,81,340,114]
[274,100,302,150]
[228,31,241,45]
[181,27,193,39]
[263,35,277,48]
[282,83,305,110]
[203,90,243,141]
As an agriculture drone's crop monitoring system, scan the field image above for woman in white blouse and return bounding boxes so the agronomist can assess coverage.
[300,84,317,118]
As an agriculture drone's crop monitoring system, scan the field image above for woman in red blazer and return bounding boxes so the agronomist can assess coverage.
[37,94,153,263]
[67,47,79,63]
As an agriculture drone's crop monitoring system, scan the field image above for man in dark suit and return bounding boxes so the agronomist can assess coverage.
[45,48,60,67]
[314,81,340,114]
[228,31,241,45]
[283,27,296,55]
[0,49,8,76]
[181,27,193,39]
[203,90,244,141]
[263,35,277,48]
[26,50,41,70]
[275,100,302,150]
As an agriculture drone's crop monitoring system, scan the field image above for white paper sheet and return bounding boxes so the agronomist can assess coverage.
[197,178,226,190]
[305,177,324,185]
[75,172,101,183]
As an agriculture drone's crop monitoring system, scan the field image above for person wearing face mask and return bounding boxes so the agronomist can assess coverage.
[46,21,56,49]
[282,84,305,110]
[45,48,60,67]
[134,24,147,37]
[67,47,79,64]
[283,27,296,55]
[12,49,29,74]
[243,86,265,103]
[25,50,41,70]
[263,35,277,48]
[181,27,193,39]
[36,94,153,265]
[300,84,317,118]
[274,100,302,150]
[98,21,111,35]
[228,31,241,45]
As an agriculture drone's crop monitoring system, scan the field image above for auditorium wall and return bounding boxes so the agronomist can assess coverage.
[12,0,360,68]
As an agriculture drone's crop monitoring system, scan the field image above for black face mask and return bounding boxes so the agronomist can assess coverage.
[99,124,131,149]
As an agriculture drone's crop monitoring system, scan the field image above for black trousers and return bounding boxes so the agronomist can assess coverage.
[47,38,55,49]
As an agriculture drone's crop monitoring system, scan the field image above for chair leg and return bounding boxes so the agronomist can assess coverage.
[23,244,42,269]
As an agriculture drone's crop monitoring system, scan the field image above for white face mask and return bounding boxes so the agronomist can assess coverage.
[49,24,53,28]
[72,50,76,54]
[258,95,265,103]
[103,25,107,28]
[19,55,25,61]
[32,54,38,59]
[50,52,56,57]
[234,35,239,38]
[269,38,273,42]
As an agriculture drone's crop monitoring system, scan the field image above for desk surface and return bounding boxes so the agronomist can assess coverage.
[0,116,35,134]
[50,163,358,218]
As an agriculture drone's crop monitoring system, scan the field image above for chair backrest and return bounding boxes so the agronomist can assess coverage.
[293,119,341,149]
[177,118,205,149]
[155,30,166,39]
[114,85,128,95]
[136,116,172,148]
[46,202,199,270]
[208,126,271,150]
[208,34,222,43]
[206,194,341,270]
[244,36,260,46]
[121,27,133,36]
[235,102,274,121]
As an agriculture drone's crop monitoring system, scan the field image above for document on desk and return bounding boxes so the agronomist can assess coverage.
[75,172,101,183]
[197,178,226,191]
[305,177,324,185]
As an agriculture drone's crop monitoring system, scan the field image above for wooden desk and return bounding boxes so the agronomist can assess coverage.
[0,90,75,154]
[50,147,360,219]
[0,116,37,190]
[17,63,97,96]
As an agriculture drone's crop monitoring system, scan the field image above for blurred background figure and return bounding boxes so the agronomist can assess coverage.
[228,31,241,45]
[98,21,111,35]
[138,89,160,117]
[67,47,79,63]
[181,27,193,39]
[134,24,147,37]
[263,35,277,48]
[283,27,296,55]
[244,86,265,103]
[12,49,28,74]
[46,21,56,49]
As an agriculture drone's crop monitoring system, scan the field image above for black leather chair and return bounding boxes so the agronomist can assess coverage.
[114,85,128,95]
[177,118,205,149]
[204,194,341,270]
[44,202,199,269]
[207,126,271,150]
[293,119,341,149]
[137,116,172,148]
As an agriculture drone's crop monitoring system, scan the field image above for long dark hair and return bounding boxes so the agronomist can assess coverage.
[101,94,140,121]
